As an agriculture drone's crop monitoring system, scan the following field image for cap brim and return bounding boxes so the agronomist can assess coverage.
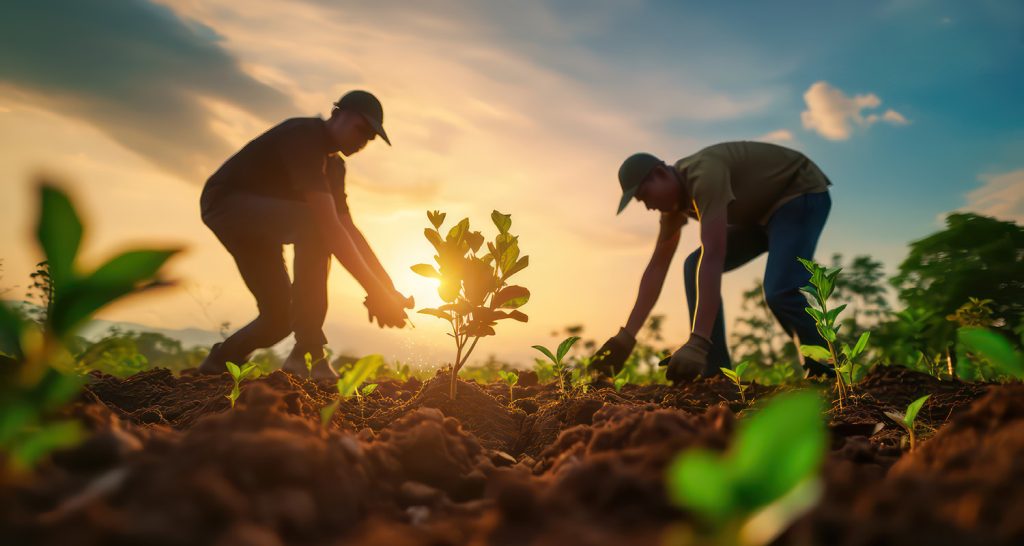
[617,185,638,215]
[364,115,391,146]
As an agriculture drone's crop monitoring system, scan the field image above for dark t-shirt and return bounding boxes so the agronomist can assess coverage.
[202,117,349,216]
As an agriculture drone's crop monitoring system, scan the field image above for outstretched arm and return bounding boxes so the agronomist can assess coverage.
[690,212,727,339]
[624,212,685,336]
[338,212,397,293]
[304,191,392,298]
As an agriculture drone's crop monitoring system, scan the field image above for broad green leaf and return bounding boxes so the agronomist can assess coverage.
[556,336,581,362]
[9,420,83,471]
[735,361,751,377]
[824,304,847,325]
[337,354,384,398]
[958,327,1024,378]
[731,392,827,512]
[491,210,512,234]
[361,383,379,395]
[721,368,739,382]
[903,394,931,426]
[446,218,470,243]
[320,399,340,428]
[424,228,443,252]
[531,345,557,364]
[805,307,823,322]
[37,185,82,291]
[411,264,441,278]
[666,449,734,523]
[226,361,240,378]
[466,231,485,253]
[492,285,530,309]
[800,345,832,362]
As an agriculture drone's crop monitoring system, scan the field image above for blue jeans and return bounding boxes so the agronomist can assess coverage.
[683,191,832,376]
[200,189,331,364]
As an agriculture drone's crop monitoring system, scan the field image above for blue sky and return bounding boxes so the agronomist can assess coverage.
[0,0,1021,366]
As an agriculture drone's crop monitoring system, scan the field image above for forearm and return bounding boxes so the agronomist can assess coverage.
[625,260,671,337]
[691,246,726,339]
[327,229,390,297]
[347,225,396,292]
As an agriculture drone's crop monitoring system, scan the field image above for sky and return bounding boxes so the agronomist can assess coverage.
[1,0,1021,369]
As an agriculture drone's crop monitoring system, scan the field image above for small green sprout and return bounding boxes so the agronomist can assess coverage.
[361,383,379,396]
[721,361,751,404]
[225,361,260,408]
[797,257,871,409]
[304,352,313,376]
[666,391,827,546]
[320,354,384,429]
[531,336,580,397]
[613,366,630,392]
[885,394,931,452]
[497,370,519,405]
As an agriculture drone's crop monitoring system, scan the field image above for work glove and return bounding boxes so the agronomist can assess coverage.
[592,327,636,376]
[364,291,414,328]
[660,334,711,383]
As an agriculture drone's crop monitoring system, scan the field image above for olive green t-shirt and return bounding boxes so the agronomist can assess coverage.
[671,141,831,226]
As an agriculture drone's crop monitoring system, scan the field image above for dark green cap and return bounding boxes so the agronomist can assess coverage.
[334,90,391,146]
[617,152,663,214]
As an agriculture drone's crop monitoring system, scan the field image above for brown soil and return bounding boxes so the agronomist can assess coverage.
[0,365,1017,545]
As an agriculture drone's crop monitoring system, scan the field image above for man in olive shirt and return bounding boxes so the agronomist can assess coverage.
[595,141,834,382]
[198,90,412,379]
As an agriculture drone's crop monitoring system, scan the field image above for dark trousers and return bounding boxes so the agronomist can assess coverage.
[201,189,331,364]
[683,191,832,376]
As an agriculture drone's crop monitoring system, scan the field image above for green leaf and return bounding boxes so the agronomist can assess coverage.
[850,332,871,359]
[805,307,824,322]
[531,345,557,364]
[504,310,528,323]
[503,255,529,280]
[418,308,452,321]
[424,228,443,252]
[731,391,827,512]
[958,327,1024,378]
[800,345,832,363]
[721,367,739,383]
[556,336,581,362]
[411,264,441,278]
[226,361,241,378]
[238,363,258,381]
[446,218,470,243]
[337,354,384,398]
[492,285,530,309]
[824,304,847,325]
[361,383,379,395]
[491,210,512,234]
[37,184,82,291]
[903,394,931,427]
[9,420,83,471]
[320,399,340,428]
[735,361,750,377]
[666,449,734,523]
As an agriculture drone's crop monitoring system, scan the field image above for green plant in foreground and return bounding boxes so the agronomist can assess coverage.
[666,391,827,546]
[412,210,530,400]
[797,258,871,409]
[532,336,580,398]
[320,354,384,429]
[721,362,751,404]
[1,183,178,472]
[956,326,1024,380]
[225,362,260,408]
[497,370,518,405]
[613,366,630,392]
[884,394,931,452]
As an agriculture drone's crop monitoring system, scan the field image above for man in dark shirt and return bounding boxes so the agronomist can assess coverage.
[197,90,412,378]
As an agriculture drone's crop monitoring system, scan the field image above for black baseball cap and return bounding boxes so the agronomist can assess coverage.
[617,152,663,214]
[334,90,391,146]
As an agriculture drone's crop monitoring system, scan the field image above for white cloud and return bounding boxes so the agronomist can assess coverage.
[756,129,794,143]
[800,81,909,140]
[959,169,1024,224]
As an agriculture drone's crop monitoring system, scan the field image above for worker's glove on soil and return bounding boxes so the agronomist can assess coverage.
[661,334,711,383]
[364,291,413,328]
[592,327,636,376]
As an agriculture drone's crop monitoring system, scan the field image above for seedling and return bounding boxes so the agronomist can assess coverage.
[1,183,179,472]
[412,210,530,400]
[320,354,384,429]
[532,336,580,398]
[666,391,827,546]
[613,366,630,392]
[797,258,871,409]
[225,361,260,408]
[497,370,518,405]
[884,394,931,452]
[304,352,313,376]
[721,361,751,404]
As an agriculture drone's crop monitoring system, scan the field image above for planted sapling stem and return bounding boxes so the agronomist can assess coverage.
[531,336,580,398]
[721,361,751,404]
[320,355,383,430]
[885,394,931,451]
[497,370,518,406]
[225,362,260,409]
